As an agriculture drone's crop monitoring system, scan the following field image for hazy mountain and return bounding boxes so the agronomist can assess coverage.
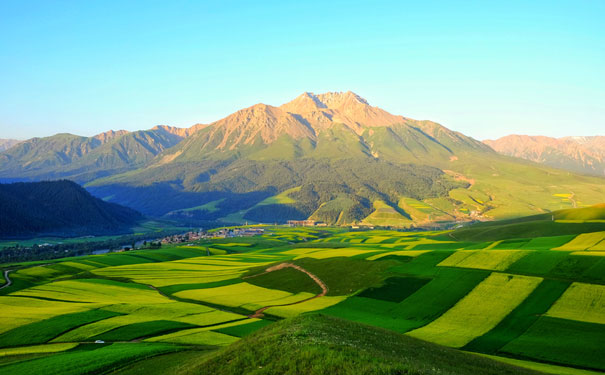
[0,139,20,152]
[484,135,605,176]
[0,180,143,238]
[87,92,605,225]
[0,125,202,183]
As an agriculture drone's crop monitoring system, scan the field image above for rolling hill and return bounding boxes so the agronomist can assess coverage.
[194,314,547,375]
[484,135,605,176]
[86,92,605,225]
[0,180,143,238]
[448,204,605,241]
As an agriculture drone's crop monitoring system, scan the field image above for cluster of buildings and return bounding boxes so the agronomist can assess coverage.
[287,220,327,227]
[159,227,265,244]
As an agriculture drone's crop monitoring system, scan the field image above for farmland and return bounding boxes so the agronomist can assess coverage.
[1,223,605,374]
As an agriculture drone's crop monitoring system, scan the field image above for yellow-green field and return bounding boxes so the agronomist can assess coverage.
[1,226,604,374]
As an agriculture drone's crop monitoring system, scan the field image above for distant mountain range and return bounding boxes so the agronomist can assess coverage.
[2,92,605,226]
[0,139,20,152]
[0,125,203,183]
[0,180,142,238]
[484,135,605,176]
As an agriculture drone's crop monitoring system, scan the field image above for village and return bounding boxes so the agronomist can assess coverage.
[159,226,265,245]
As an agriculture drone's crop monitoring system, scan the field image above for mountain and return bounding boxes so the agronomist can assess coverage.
[0,125,203,183]
[484,135,605,176]
[86,92,605,225]
[0,180,143,238]
[0,139,20,152]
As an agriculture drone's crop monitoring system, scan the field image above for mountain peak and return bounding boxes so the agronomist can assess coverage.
[93,129,129,143]
[315,91,369,108]
[281,91,369,114]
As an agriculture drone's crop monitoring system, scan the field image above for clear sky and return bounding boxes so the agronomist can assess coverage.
[1,0,603,140]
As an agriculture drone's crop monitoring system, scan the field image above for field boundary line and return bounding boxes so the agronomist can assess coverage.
[244,263,328,318]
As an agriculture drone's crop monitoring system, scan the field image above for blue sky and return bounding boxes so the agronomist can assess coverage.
[1,0,603,140]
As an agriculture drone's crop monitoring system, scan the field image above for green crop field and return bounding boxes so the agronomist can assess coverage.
[1,223,605,374]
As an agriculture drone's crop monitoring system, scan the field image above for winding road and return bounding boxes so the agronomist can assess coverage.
[244,263,328,318]
[0,269,12,290]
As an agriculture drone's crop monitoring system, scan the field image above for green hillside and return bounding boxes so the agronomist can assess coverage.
[84,93,605,225]
[450,204,605,241]
[194,314,547,375]
[0,127,185,183]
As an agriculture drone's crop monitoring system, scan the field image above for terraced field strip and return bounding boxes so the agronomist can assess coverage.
[463,279,570,354]
[174,282,312,312]
[545,282,605,324]
[0,343,79,357]
[366,250,430,261]
[407,273,542,347]
[554,231,605,251]
[244,263,328,318]
[501,316,605,371]
[438,250,529,271]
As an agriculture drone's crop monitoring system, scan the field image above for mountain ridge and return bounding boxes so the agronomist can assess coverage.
[484,134,605,176]
[2,92,605,226]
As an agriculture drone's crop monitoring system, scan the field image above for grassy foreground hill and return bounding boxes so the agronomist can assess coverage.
[192,314,546,375]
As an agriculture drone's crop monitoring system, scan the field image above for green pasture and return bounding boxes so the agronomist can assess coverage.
[1,225,605,373]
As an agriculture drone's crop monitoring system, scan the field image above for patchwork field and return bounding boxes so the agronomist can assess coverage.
[1,226,605,374]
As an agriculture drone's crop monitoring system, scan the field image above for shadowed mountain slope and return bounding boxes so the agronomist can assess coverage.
[0,180,143,238]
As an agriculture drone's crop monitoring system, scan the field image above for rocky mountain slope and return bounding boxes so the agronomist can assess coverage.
[484,135,605,176]
[85,92,605,225]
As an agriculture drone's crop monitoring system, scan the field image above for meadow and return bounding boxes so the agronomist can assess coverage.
[1,224,604,374]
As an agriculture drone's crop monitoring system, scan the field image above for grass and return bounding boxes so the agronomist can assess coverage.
[438,250,529,271]
[545,282,605,324]
[90,320,198,341]
[463,279,570,353]
[145,329,239,346]
[0,342,181,375]
[174,282,313,311]
[357,276,430,302]
[2,226,605,372]
[245,266,322,294]
[502,317,605,371]
[0,309,121,348]
[407,273,542,347]
[193,314,547,375]
[0,343,79,356]
[362,200,412,227]
[107,349,216,375]
[554,231,605,250]
[323,268,488,333]
[213,319,272,337]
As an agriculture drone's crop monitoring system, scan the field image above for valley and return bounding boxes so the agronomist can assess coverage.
[1,208,604,374]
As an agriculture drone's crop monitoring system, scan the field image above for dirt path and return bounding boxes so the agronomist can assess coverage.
[0,269,12,290]
[243,263,328,318]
